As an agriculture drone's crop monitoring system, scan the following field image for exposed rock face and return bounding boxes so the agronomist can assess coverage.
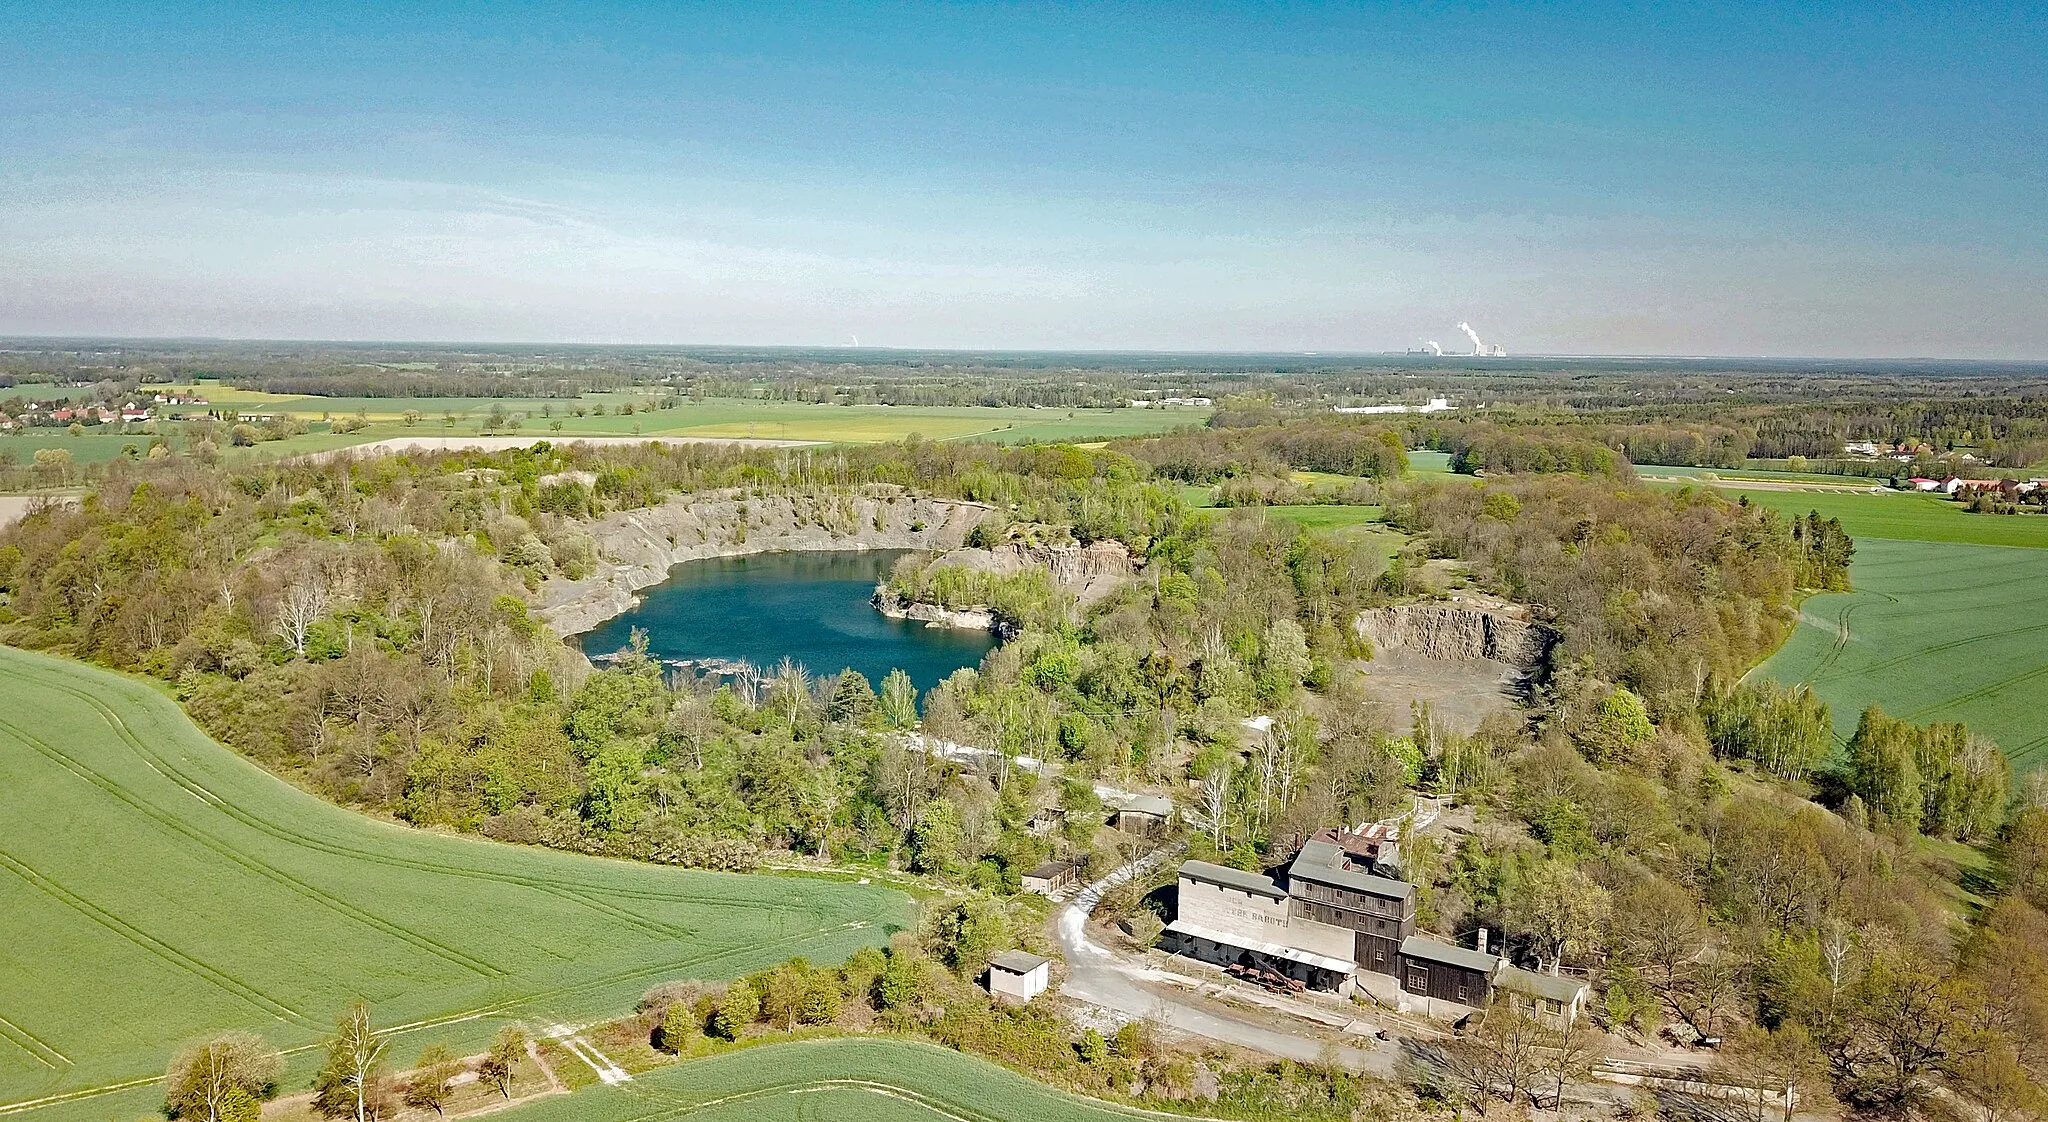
[1352,602,1556,671]
[536,488,991,636]
[920,539,1138,606]
[871,595,1004,636]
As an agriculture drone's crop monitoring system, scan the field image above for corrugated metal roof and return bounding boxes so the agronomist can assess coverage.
[1496,966,1587,1004]
[1287,841,1415,901]
[1179,860,1287,900]
[1118,794,1174,817]
[1165,920,1357,974]
[1400,935,1499,974]
[990,950,1050,974]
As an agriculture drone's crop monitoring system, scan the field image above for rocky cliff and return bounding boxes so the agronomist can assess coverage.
[536,488,991,636]
[871,597,1004,635]
[917,539,1138,606]
[870,538,1137,636]
[1352,601,1557,672]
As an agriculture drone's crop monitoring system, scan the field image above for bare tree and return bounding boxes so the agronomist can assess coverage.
[275,574,329,658]
[1201,760,1233,848]
[1716,1023,1828,1122]
[1539,1022,1602,1110]
[1444,1003,1549,1105]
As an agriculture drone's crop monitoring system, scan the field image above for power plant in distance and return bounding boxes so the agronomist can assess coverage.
[1408,321,1507,357]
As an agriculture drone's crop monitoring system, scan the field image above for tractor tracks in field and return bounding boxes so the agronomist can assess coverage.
[13,664,712,946]
[0,713,510,980]
[2,655,903,1015]
[0,654,910,1116]
[0,847,311,1026]
[1901,659,2048,723]
[0,1013,67,1071]
[1809,613,2048,684]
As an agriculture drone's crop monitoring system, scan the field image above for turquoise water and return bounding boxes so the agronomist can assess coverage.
[577,550,995,695]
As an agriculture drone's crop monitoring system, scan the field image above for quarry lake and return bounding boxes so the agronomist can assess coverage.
[576,549,996,694]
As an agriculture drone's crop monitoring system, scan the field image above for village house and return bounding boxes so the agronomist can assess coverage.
[1496,965,1592,1026]
[1398,934,1499,1012]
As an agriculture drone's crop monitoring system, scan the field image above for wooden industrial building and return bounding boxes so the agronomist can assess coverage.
[1285,840,1415,977]
[1398,935,1499,1009]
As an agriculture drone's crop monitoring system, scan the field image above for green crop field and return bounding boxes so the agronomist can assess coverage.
[0,431,163,466]
[0,647,909,1119]
[495,1038,1150,1122]
[1757,538,2048,774]
[1653,483,2048,549]
[1660,481,2048,775]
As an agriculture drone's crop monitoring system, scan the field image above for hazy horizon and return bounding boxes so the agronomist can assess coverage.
[3,3,2044,358]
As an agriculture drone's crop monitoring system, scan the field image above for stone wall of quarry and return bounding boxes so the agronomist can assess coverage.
[536,488,992,637]
[1352,601,1557,672]
[871,538,1139,634]
[931,539,1137,604]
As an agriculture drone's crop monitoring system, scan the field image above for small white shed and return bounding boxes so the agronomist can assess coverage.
[987,950,1051,1003]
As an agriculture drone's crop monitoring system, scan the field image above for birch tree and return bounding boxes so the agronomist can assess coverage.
[312,1001,388,1122]
[165,1033,279,1122]
[275,574,328,658]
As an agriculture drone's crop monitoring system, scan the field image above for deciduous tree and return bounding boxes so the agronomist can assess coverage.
[402,1044,459,1116]
[479,1027,524,1099]
[312,1001,390,1122]
[165,1032,280,1122]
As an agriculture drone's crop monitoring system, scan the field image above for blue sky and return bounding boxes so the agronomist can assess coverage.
[1,2,2043,356]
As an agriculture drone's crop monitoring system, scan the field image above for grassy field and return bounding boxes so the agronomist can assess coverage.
[1637,463,1884,485]
[494,1038,1151,1122]
[1264,504,1385,531]
[147,383,1207,449]
[0,647,910,1119]
[1756,538,2048,774]
[0,431,165,465]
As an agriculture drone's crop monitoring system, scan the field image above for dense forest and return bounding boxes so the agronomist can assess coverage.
[3,411,2043,1118]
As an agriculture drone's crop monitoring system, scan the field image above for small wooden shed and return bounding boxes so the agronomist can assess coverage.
[1022,859,1080,896]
